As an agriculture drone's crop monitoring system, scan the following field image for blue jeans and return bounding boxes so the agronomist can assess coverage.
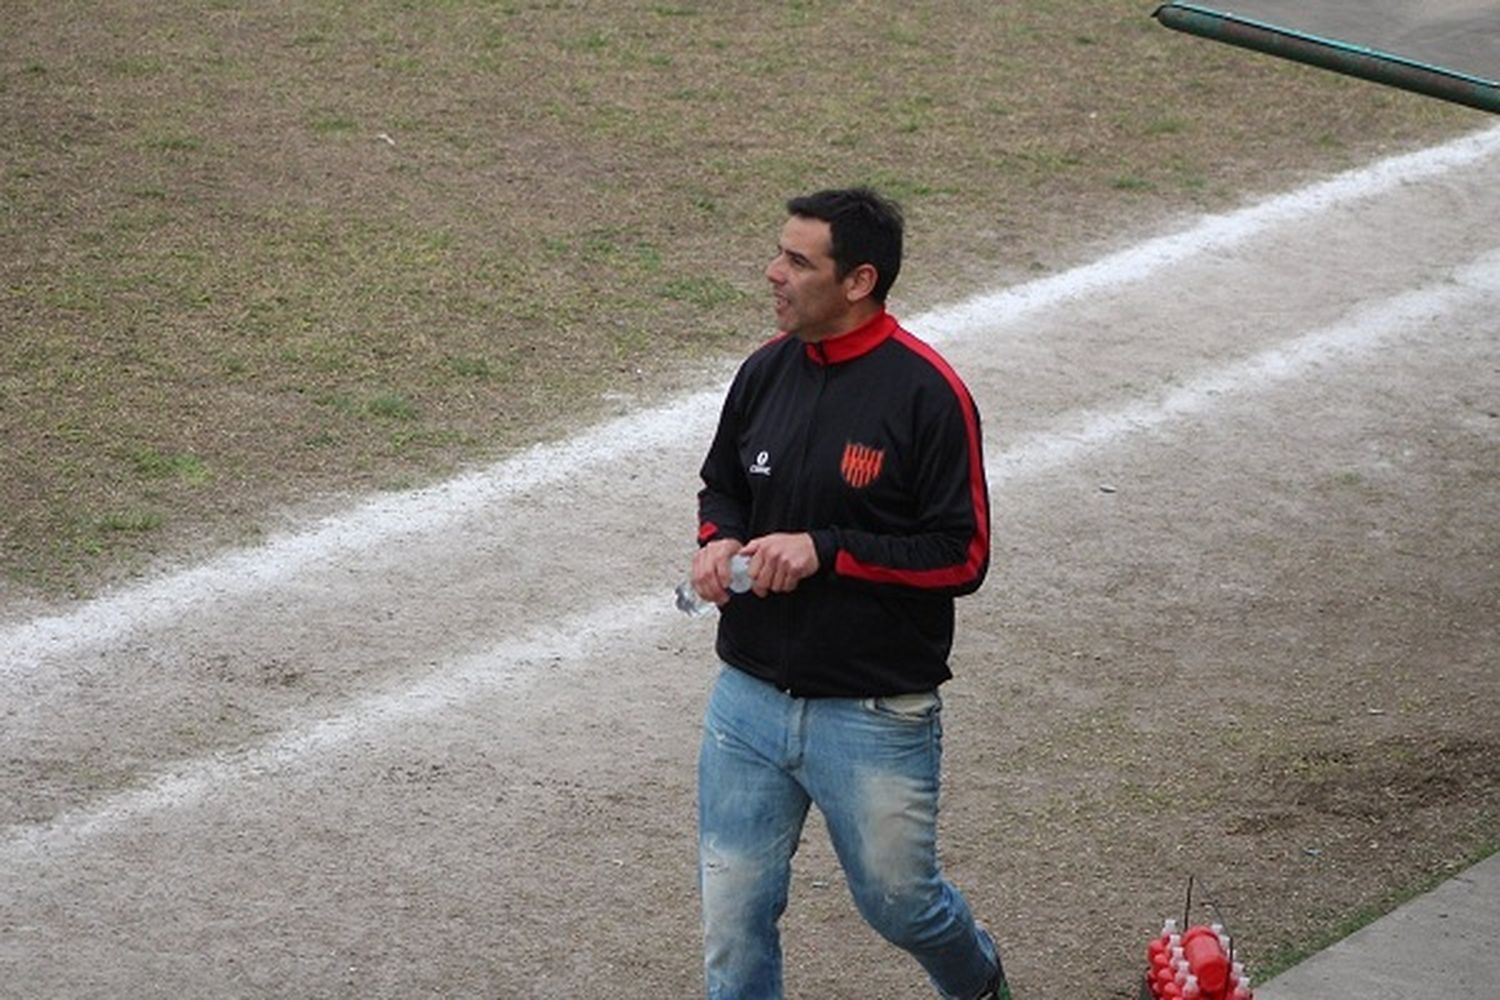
[698,665,999,1000]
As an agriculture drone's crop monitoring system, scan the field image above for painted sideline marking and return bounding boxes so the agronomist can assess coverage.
[4,247,1497,863]
[911,122,1500,343]
[2,122,1498,674]
[992,249,1500,482]
[0,592,664,863]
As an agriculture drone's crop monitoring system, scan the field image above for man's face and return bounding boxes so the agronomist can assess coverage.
[765,215,864,342]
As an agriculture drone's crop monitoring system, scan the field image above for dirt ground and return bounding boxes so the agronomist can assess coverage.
[4,130,1500,1000]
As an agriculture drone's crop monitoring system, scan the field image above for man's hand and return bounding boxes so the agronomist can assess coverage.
[740,533,819,597]
[691,538,744,606]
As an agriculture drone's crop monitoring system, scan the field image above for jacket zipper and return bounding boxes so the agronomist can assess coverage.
[776,343,830,691]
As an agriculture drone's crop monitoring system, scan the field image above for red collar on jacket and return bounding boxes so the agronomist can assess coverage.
[803,309,897,365]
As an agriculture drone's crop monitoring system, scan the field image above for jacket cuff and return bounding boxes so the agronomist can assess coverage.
[698,525,747,547]
[809,529,838,576]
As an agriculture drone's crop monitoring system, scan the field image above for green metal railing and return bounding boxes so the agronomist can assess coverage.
[1154,3,1500,114]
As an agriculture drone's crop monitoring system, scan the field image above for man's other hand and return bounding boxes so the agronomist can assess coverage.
[740,533,819,597]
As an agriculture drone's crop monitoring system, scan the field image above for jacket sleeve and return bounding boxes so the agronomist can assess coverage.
[818,377,990,597]
[695,370,751,546]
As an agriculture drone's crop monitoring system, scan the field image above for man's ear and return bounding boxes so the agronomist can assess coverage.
[843,262,879,303]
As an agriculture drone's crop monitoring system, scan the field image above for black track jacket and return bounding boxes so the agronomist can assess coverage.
[696,308,990,697]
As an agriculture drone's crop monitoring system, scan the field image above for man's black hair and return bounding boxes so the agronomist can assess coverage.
[786,187,903,303]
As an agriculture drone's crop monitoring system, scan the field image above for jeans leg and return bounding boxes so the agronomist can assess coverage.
[801,692,999,1000]
[698,668,812,1000]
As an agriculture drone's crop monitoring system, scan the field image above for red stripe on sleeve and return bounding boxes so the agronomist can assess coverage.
[835,330,989,589]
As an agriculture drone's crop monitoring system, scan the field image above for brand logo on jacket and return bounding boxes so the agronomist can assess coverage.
[840,441,885,489]
[749,450,772,476]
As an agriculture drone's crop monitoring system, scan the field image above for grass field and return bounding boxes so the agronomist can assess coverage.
[1,1,1479,599]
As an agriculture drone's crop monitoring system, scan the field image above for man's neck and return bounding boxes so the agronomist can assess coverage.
[796,302,883,344]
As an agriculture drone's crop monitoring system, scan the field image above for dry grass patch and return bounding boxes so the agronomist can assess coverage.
[1,1,1479,595]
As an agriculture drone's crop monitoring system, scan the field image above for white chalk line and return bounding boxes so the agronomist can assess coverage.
[1,592,666,865]
[909,122,1500,344]
[4,246,1497,866]
[4,122,1499,672]
[0,387,724,672]
[991,249,1500,483]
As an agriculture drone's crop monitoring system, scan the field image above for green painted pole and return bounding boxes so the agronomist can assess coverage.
[1154,3,1500,115]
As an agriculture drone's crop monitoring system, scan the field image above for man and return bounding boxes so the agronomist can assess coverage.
[689,187,1009,1000]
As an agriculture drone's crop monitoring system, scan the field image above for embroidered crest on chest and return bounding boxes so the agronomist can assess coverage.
[839,441,885,489]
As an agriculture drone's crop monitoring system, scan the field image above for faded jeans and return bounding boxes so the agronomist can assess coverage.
[698,664,999,1000]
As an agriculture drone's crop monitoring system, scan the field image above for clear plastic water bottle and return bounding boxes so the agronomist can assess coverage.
[675,553,752,616]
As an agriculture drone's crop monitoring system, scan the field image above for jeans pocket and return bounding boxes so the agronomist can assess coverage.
[863,690,941,722]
